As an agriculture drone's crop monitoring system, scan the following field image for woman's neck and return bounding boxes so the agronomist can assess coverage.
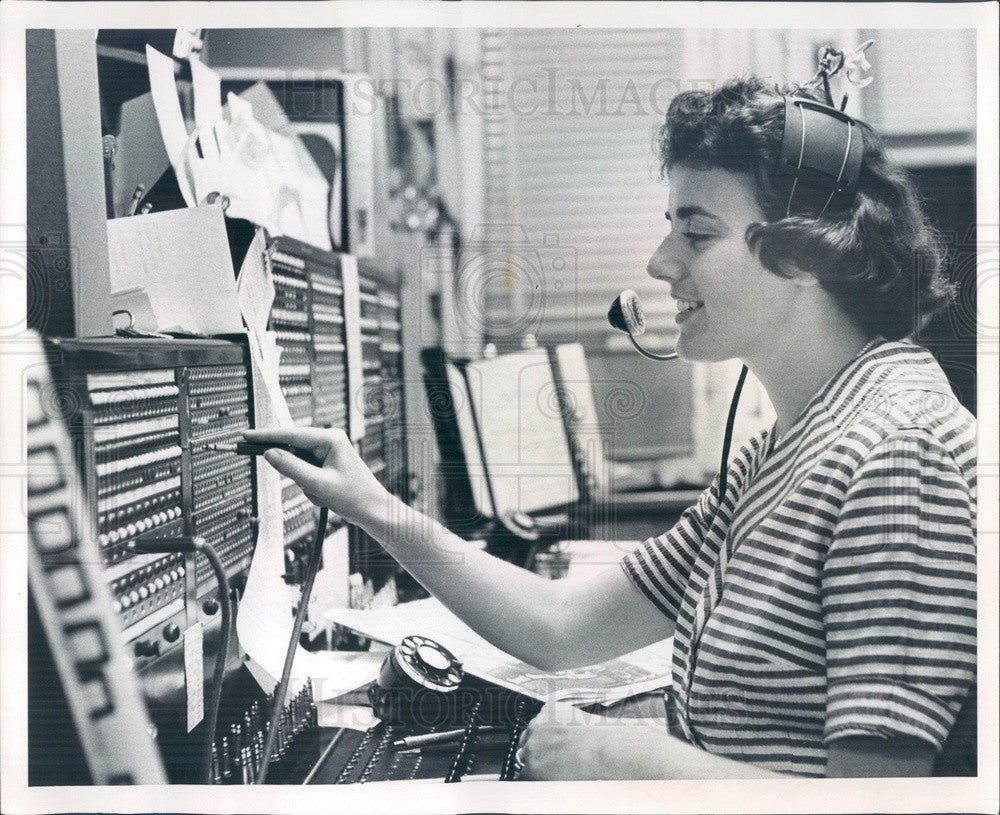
[748,321,873,439]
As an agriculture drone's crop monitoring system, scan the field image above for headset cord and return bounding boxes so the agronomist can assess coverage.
[717,365,749,505]
[255,506,329,784]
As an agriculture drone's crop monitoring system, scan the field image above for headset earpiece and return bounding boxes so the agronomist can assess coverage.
[778,97,864,218]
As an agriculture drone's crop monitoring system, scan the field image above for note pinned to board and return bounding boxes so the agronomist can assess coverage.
[184,622,204,732]
[106,205,242,335]
[236,228,275,335]
[236,462,302,684]
[341,255,365,441]
[246,329,293,429]
[236,464,360,697]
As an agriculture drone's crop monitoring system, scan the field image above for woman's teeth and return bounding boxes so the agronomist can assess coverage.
[678,300,703,312]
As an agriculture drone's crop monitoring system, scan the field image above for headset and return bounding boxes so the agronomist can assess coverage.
[608,93,864,499]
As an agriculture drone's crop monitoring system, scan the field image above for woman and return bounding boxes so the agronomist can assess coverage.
[245,75,976,779]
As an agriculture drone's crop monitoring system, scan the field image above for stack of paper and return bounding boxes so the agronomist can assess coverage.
[106,205,243,335]
[146,46,332,251]
[324,597,672,706]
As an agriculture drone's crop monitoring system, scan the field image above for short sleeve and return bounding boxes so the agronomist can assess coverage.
[822,428,976,751]
[620,476,719,622]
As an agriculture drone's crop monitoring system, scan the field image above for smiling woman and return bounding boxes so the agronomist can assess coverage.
[616,74,977,778]
[659,76,953,345]
[251,64,977,781]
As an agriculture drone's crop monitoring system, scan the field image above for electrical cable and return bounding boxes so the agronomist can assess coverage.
[627,331,678,362]
[717,365,749,506]
[193,540,233,786]
[255,506,329,785]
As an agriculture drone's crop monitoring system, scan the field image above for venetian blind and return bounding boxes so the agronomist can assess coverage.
[478,28,686,351]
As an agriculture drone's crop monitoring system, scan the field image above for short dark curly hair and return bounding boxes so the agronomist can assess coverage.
[657,76,953,340]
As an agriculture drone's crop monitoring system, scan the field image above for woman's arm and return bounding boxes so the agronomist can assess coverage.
[244,427,671,670]
[517,704,938,780]
[826,738,936,777]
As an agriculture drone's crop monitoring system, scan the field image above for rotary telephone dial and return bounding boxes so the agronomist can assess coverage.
[323,635,540,783]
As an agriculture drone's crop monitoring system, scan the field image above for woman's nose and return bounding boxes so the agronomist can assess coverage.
[647,236,680,283]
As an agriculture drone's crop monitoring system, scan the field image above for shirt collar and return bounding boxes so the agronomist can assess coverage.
[770,337,952,448]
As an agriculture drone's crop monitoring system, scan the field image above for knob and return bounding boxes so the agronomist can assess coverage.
[203,597,220,615]
[163,623,181,643]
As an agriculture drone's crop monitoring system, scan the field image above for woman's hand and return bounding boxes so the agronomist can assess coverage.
[516,701,668,781]
[242,427,392,528]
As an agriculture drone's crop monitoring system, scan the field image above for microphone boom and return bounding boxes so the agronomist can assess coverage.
[608,290,678,361]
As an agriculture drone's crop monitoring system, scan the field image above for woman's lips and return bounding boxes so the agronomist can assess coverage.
[675,300,704,325]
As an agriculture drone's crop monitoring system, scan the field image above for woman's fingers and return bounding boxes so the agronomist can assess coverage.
[263,449,331,497]
[243,427,339,452]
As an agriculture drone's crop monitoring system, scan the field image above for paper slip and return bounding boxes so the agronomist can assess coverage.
[185,127,223,206]
[246,329,293,428]
[236,228,275,334]
[237,319,373,697]
[341,255,365,441]
[236,465,380,699]
[236,335,299,688]
[237,82,327,184]
[190,57,222,130]
[307,650,385,704]
[317,701,381,733]
[146,45,195,206]
[231,85,331,249]
[106,205,243,335]
[236,461,317,687]
[325,597,673,705]
[184,623,204,732]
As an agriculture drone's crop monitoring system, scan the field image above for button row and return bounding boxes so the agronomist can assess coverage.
[98,507,181,547]
[113,566,185,612]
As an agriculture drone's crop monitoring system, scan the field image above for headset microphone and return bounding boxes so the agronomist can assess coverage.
[609,288,744,504]
[607,290,678,361]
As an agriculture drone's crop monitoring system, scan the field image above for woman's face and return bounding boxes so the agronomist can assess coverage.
[646,165,799,363]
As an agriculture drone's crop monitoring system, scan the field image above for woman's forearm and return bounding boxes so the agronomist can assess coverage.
[355,493,579,669]
[245,427,671,669]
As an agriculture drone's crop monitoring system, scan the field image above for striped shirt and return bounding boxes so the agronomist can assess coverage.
[621,339,977,776]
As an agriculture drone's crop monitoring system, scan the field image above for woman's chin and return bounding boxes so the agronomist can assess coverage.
[676,333,732,364]
[675,333,707,362]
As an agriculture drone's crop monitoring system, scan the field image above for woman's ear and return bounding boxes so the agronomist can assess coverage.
[787,267,821,287]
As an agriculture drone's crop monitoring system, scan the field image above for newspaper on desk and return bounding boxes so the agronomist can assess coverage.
[325,597,672,707]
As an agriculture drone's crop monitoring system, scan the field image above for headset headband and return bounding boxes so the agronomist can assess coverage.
[778,97,864,219]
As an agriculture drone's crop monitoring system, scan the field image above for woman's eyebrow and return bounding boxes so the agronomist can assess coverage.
[674,205,719,221]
